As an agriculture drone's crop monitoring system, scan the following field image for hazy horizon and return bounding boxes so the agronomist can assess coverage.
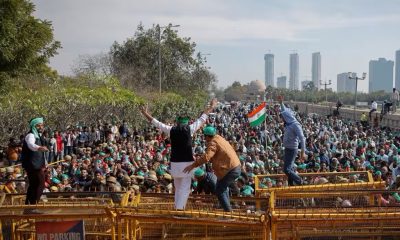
[32,0,400,92]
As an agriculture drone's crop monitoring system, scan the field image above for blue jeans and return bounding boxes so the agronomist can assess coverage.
[65,146,73,156]
[216,166,241,211]
[283,148,303,186]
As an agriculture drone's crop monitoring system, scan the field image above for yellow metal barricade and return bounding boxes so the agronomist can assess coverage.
[269,190,400,239]
[1,180,399,240]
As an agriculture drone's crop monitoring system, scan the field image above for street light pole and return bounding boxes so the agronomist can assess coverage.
[158,24,180,94]
[320,79,332,115]
[320,79,332,104]
[348,72,367,121]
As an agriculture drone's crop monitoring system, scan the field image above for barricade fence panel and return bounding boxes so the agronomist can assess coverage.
[270,190,400,240]
[255,171,377,194]
[1,180,399,239]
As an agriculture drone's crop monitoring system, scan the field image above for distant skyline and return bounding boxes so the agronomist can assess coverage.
[264,54,274,87]
[312,52,321,90]
[289,53,299,90]
[32,0,400,92]
[369,58,394,93]
[396,50,400,89]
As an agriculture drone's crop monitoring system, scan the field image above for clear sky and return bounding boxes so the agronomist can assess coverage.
[32,0,400,92]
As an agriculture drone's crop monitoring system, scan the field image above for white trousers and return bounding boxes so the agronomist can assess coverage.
[170,162,194,210]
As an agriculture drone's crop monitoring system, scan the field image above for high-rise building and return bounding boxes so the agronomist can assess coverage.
[312,52,321,90]
[289,53,299,90]
[369,58,394,93]
[264,54,274,87]
[337,72,355,93]
[277,76,287,89]
[395,50,400,90]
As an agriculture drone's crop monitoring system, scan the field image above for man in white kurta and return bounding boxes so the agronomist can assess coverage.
[140,99,217,210]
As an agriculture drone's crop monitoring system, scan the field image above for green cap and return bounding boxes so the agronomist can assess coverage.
[392,192,400,202]
[156,167,166,176]
[241,185,254,196]
[367,165,375,170]
[298,163,307,170]
[259,183,267,188]
[194,168,205,177]
[176,116,189,124]
[203,125,216,136]
[52,178,61,184]
[61,174,69,180]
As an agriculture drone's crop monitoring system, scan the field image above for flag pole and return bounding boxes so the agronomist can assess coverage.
[263,90,269,172]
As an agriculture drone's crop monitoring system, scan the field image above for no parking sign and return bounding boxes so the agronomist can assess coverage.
[36,220,85,240]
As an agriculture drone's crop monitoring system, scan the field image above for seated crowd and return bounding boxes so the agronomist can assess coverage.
[1,102,400,205]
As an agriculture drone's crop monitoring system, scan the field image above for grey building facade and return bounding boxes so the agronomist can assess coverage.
[395,50,400,90]
[264,54,274,87]
[337,72,355,93]
[289,53,299,90]
[277,76,287,89]
[312,52,321,90]
[369,58,394,93]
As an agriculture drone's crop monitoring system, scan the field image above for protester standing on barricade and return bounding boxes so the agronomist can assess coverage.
[21,117,49,206]
[278,95,306,186]
[140,98,217,210]
[184,125,241,212]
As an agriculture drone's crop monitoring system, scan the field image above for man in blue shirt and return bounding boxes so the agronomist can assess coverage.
[278,96,306,186]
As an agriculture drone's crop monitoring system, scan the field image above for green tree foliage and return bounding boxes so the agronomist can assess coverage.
[0,74,209,145]
[109,23,215,94]
[224,81,247,101]
[0,0,61,76]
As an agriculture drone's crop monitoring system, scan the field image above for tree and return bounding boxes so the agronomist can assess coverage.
[224,81,246,101]
[72,53,112,78]
[109,23,215,94]
[0,0,61,76]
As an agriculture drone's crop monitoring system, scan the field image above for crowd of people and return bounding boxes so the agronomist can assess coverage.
[1,98,400,207]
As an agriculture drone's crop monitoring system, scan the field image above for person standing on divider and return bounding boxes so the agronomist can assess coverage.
[277,95,306,186]
[140,98,217,210]
[21,117,49,205]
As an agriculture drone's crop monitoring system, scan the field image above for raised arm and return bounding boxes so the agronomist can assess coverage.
[140,104,172,135]
[190,98,218,134]
[140,104,153,122]
[277,95,286,112]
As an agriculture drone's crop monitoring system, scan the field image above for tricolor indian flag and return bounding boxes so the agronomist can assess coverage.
[247,102,266,127]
